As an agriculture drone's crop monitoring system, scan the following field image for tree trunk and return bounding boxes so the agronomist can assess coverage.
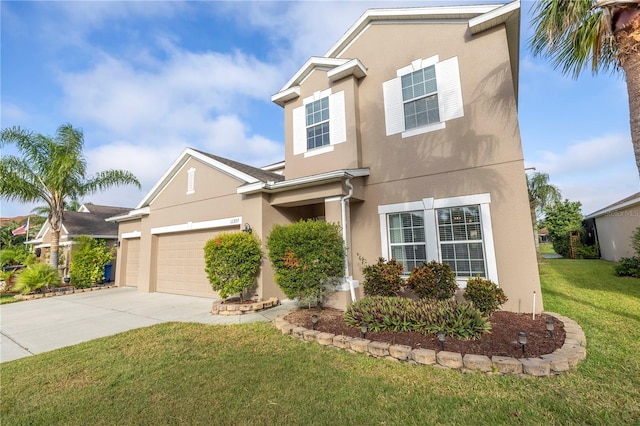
[614,6,640,176]
[48,212,62,270]
[531,206,540,252]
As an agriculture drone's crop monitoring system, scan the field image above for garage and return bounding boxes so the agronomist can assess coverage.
[154,230,219,298]
[123,238,140,287]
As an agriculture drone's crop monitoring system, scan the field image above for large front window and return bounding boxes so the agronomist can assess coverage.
[437,205,486,277]
[306,97,330,150]
[401,66,440,130]
[388,211,426,273]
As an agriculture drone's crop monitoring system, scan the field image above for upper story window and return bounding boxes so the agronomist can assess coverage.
[402,66,440,130]
[383,55,463,139]
[293,89,346,157]
[306,97,330,150]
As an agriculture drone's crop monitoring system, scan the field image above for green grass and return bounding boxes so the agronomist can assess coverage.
[0,294,21,305]
[1,259,639,425]
[538,242,557,255]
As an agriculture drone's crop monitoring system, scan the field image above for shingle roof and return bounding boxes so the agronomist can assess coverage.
[192,149,285,183]
[63,204,132,236]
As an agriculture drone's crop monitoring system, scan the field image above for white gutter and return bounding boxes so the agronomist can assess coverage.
[237,168,369,195]
[341,177,356,302]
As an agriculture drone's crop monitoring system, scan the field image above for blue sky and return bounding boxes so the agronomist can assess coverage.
[1,0,637,220]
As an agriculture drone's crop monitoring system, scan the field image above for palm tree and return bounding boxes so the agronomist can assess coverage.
[0,124,141,268]
[530,0,640,176]
[527,172,562,251]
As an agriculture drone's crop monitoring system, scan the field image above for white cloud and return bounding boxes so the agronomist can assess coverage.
[525,133,639,215]
[0,102,29,127]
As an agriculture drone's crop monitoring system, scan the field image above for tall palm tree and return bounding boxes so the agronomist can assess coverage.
[0,124,141,268]
[527,172,562,251]
[530,0,640,176]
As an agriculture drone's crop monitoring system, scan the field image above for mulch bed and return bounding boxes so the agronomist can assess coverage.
[284,308,565,359]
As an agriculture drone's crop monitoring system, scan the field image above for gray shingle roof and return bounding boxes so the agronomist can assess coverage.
[63,204,132,236]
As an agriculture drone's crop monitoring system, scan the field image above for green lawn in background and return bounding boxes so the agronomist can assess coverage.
[1,259,639,425]
[538,242,557,255]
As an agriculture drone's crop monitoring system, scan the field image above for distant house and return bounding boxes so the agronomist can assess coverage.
[109,1,543,313]
[28,203,131,280]
[585,193,640,262]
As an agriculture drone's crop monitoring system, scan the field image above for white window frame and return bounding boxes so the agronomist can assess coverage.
[378,194,497,287]
[383,55,463,139]
[293,89,346,157]
[305,97,330,150]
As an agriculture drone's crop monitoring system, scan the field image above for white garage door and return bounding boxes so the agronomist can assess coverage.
[155,230,219,298]
[124,238,140,287]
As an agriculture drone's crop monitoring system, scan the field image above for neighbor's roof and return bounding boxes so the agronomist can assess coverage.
[585,192,640,219]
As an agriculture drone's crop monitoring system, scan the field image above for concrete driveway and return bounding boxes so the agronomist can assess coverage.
[0,286,294,363]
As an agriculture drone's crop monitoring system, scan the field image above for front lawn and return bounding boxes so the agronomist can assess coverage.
[1,259,639,425]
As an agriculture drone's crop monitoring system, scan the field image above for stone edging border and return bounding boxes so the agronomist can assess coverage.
[211,297,280,316]
[16,284,117,300]
[273,311,586,377]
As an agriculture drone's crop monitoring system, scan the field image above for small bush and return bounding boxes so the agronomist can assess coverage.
[614,257,640,278]
[267,220,345,304]
[406,261,458,301]
[204,232,262,299]
[69,236,113,288]
[360,257,404,297]
[463,277,508,316]
[575,243,600,259]
[12,263,60,294]
[344,296,489,339]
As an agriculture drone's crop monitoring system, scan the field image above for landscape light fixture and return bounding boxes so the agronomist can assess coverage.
[242,223,252,234]
[437,330,446,351]
[311,314,318,330]
[518,332,527,355]
[546,319,555,337]
[360,322,368,339]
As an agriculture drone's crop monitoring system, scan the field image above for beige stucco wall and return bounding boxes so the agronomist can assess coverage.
[279,20,541,312]
[595,203,640,261]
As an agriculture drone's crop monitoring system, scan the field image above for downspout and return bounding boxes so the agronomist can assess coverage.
[341,176,356,302]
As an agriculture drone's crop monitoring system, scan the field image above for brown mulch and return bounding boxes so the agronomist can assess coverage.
[284,307,565,359]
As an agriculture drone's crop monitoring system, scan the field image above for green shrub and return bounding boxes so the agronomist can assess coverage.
[544,200,584,258]
[204,231,262,299]
[344,296,490,340]
[412,299,490,340]
[12,263,60,294]
[614,257,640,278]
[267,220,345,304]
[406,261,458,301]
[575,243,600,259]
[631,227,640,256]
[463,277,508,316]
[360,257,404,297]
[69,236,114,288]
[344,296,415,332]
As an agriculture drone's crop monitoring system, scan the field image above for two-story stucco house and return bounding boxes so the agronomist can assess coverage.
[109,1,543,313]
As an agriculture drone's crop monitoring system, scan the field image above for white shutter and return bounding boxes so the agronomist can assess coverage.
[292,105,306,155]
[435,57,464,122]
[329,91,346,145]
[383,77,404,136]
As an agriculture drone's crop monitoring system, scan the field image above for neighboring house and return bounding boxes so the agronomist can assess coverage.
[109,1,543,313]
[585,193,640,262]
[28,203,131,280]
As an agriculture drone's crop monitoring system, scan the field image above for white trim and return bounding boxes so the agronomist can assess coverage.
[378,193,497,283]
[585,194,640,218]
[304,145,334,158]
[468,0,520,35]
[151,216,242,235]
[271,86,300,106]
[397,55,439,77]
[186,167,196,195]
[237,168,370,195]
[106,207,150,223]
[334,278,360,292]
[122,231,142,239]
[327,58,367,82]
[275,57,349,95]
[434,193,491,208]
[325,196,342,203]
[402,122,446,138]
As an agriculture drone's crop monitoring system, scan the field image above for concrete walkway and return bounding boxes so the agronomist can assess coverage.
[0,287,295,363]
